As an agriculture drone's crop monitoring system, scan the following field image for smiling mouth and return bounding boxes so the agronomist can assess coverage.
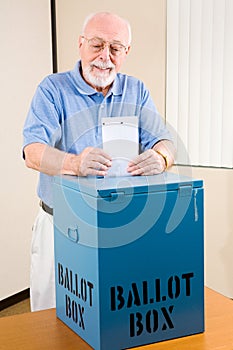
[93,65,111,72]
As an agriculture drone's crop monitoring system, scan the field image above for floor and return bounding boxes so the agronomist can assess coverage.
[0,298,30,318]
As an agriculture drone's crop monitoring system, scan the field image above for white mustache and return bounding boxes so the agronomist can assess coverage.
[91,60,115,70]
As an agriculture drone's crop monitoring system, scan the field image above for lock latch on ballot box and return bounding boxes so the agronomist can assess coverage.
[178,184,192,197]
[110,191,125,202]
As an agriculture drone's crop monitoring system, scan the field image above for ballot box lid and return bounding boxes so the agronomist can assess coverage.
[54,172,203,198]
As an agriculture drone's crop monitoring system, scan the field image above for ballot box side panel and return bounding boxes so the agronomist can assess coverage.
[53,182,101,350]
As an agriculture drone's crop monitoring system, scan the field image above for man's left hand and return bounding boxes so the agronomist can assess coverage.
[127,149,166,175]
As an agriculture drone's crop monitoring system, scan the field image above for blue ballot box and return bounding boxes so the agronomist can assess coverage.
[53,172,204,350]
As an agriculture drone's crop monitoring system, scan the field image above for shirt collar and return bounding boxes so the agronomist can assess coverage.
[71,60,122,97]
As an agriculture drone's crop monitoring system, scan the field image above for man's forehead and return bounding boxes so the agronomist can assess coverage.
[84,15,129,42]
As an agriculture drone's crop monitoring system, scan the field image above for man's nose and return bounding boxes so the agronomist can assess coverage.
[99,44,111,59]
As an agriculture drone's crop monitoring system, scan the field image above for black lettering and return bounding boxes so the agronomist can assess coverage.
[161,306,174,330]
[146,310,159,333]
[168,276,180,299]
[143,281,148,305]
[78,304,85,330]
[58,263,63,286]
[70,270,73,293]
[65,295,85,330]
[182,272,194,296]
[155,279,161,302]
[65,294,71,318]
[130,313,135,337]
[110,286,124,311]
[58,264,94,308]
[135,312,144,336]
[64,268,70,291]
[127,283,141,308]
[110,287,116,311]
[87,281,94,307]
[75,273,79,297]
[81,278,87,302]
[72,300,78,323]
[130,312,143,337]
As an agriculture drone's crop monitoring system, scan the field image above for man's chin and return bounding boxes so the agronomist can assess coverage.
[94,80,113,89]
[89,74,115,89]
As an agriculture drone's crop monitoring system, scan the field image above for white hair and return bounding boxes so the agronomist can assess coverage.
[81,11,132,45]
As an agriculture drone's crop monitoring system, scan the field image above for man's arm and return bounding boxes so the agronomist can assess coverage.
[24,143,112,177]
[152,139,176,169]
[127,139,176,176]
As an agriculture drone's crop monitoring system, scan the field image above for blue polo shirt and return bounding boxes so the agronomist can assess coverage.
[23,61,172,207]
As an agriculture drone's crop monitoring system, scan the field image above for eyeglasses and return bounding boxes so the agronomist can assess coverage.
[81,36,128,57]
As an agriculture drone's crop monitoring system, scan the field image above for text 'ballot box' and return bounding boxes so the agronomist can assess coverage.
[53,173,204,350]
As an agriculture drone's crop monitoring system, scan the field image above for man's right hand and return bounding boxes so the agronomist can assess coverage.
[74,147,112,176]
[24,143,112,177]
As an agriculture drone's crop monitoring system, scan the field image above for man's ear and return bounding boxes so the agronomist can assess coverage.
[125,45,131,56]
[78,35,83,49]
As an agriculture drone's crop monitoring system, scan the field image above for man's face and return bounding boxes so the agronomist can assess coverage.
[79,14,130,90]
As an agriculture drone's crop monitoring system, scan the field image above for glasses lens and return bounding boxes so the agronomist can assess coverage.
[109,44,125,56]
[87,38,125,56]
[88,38,104,52]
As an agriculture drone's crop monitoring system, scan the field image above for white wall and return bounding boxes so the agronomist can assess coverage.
[190,167,233,298]
[171,165,233,298]
[0,0,52,300]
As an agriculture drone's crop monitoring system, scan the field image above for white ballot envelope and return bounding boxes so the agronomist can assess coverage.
[102,116,139,177]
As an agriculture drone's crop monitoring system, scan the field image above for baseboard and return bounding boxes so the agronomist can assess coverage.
[0,288,30,312]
